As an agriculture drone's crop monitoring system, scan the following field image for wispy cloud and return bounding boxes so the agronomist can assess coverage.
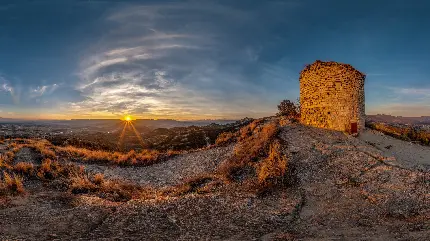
[71,1,301,119]
[390,87,430,97]
[29,84,59,98]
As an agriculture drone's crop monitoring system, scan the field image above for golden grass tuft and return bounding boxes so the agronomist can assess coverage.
[37,159,64,180]
[0,172,25,195]
[93,173,104,185]
[218,120,279,181]
[215,132,236,146]
[13,162,34,175]
[257,139,288,185]
[56,145,163,166]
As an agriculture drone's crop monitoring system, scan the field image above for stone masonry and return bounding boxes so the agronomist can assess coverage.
[299,60,366,133]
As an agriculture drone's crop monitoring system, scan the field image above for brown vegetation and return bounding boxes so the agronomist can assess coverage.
[13,162,34,175]
[56,145,166,166]
[257,139,288,185]
[217,118,288,192]
[215,132,236,145]
[0,172,25,196]
[366,122,430,145]
[277,99,300,119]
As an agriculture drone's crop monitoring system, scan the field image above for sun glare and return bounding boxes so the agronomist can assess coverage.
[124,115,132,121]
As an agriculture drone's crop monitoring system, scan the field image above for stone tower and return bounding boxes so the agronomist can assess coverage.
[299,60,366,133]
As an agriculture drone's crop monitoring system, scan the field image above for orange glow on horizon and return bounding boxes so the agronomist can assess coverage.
[123,115,133,121]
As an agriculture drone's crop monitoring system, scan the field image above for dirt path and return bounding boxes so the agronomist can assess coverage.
[358,129,430,170]
[81,145,234,188]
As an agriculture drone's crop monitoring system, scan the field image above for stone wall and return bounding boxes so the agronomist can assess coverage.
[299,60,366,133]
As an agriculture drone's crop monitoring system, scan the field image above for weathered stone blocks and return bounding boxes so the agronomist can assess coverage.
[299,60,366,133]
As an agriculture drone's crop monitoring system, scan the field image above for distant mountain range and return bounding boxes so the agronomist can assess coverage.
[366,114,430,125]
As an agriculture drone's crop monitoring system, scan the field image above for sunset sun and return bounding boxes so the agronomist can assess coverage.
[124,115,132,121]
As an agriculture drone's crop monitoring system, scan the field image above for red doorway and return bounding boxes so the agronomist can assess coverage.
[351,122,358,134]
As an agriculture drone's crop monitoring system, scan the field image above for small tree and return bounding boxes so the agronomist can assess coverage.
[277,99,299,118]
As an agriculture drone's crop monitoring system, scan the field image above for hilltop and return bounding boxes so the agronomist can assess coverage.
[0,117,429,240]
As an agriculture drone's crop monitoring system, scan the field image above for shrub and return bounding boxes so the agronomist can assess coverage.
[277,99,299,118]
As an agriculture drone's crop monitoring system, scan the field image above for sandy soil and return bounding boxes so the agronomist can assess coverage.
[358,129,430,170]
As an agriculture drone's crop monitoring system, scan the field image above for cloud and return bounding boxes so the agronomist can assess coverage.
[390,87,430,97]
[29,84,59,98]
[367,86,430,116]
[72,1,301,119]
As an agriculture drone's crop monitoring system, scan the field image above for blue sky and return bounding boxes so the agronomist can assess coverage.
[0,0,429,119]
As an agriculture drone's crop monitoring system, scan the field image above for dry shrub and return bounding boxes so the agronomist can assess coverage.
[37,159,64,180]
[215,132,236,145]
[277,99,300,118]
[93,173,104,185]
[0,172,25,195]
[14,162,34,175]
[257,139,288,185]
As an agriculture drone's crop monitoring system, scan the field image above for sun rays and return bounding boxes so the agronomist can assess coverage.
[117,117,145,150]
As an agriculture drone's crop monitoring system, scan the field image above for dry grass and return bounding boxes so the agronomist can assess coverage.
[56,145,165,166]
[93,173,104,185]
[215,132,236,146]
[68,172,142,202]
[218,120,280,181]
[0,172,25,195]
[37,159,65,180]
[4,138,176,167]
[257,139,288,185]
[28,140,56,159]
[13,162,34,175]
[163,174,224,196]
[367,122,430,145]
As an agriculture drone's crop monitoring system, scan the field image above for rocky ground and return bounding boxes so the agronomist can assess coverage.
[359,129,430,170]
[0,122,429,240]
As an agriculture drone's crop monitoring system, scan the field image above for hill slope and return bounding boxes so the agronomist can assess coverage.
[0,119,429,240]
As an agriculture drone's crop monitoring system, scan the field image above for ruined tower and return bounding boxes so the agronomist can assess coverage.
[299,60,366,133]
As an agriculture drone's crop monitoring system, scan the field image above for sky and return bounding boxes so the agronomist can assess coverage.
[0,0,429,120]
